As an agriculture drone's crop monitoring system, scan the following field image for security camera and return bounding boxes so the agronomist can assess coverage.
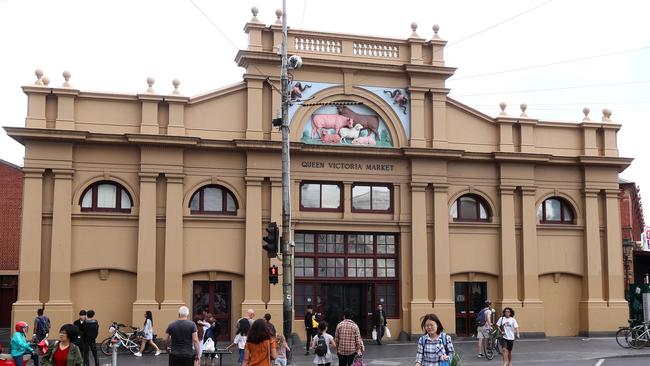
[288,55,303,70]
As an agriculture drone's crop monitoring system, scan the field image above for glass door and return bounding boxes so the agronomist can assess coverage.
[454,282,487,336]
[192,281,231,341]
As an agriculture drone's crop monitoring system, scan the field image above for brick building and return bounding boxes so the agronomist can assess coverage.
[619,179,648,288]
[0,159,22,327]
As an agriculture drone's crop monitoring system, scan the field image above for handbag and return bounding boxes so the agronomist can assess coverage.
[372,328,377,340]
[352,354,364,366]
[384,326,391,338]
[312,317,319,329]
[203,338,215,352]
[439,332,449,366]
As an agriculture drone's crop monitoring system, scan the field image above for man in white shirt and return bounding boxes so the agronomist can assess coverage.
[476,300,493,358]
[497,307,520,366]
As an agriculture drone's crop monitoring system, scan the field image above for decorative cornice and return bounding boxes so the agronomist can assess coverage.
[138,172,159,182]
[410,182,428,191]
[432,184,449,193]
[498,185,517,195]
[582,188,600,197]
[52,169,74,179]
[165,173,185,184]
[520,186,537,196]
[493,152,551,163]
[244,176,264,186]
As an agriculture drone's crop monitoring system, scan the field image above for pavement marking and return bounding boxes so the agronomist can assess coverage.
[368,361,402,366]
[595,359,605,366]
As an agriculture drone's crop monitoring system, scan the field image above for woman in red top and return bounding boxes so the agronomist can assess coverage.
[242,319,277,366]
[41,324,84,366]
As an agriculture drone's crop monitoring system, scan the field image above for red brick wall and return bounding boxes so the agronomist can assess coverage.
[0,160,23,270]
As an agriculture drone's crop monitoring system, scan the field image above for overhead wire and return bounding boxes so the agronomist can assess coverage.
[446,0,553,48]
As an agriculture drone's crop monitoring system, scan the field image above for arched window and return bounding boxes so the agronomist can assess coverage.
[189,185,238,215]
[80,181,133,213]
[450,194,490,222]
[537,197,574,224]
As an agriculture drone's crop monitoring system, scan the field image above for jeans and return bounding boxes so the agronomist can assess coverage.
[83,341,99,366]
[274,358,287,366]
[169,354,195,366]
[337,353,356,366]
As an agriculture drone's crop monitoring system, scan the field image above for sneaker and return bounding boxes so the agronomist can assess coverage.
[477,353,484,358]
[134,352,143,357]
[155,350,162,356]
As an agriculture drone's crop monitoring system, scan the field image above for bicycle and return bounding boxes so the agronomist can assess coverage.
[629,321,650,349]
[483,327,502,360]
[100,322,141,356]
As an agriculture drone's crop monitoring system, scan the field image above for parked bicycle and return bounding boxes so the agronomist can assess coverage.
[100,322,141,356]
[483,327,503,360]
[616,320,648,349]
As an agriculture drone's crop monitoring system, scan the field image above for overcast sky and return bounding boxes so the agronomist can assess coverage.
[1,0,649,219]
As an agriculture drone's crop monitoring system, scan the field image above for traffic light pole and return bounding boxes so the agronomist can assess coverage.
[280,0,294,349]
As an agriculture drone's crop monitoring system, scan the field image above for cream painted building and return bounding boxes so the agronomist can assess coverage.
[8,9,631,340]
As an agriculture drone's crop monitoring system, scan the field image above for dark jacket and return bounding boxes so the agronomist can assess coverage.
[304,312,314,330]
[34,316,51,341]
[373,309,387,327]
[72,320,83,347]
[40,342,84,366]
[79,319,99,343]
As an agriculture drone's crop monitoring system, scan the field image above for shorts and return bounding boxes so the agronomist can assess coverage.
[274,358,287,366]
[500,339,514,351]
[238,349,245,363]
[476,325,489,339]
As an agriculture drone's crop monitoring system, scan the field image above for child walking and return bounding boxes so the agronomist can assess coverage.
[226,320,248,365]
[310,321,336,366]
[274,333,291,366]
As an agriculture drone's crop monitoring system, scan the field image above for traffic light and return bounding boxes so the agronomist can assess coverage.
[262,222,279,258]
[269,265,279,285]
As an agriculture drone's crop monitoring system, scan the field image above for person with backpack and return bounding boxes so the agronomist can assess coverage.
[496,308,519,366]
[311,321,336,366]
[33,308,51,366]
[476,300,493,358]
[414,313,454,366]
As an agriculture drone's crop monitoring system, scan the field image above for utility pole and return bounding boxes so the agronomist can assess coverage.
[279,0,293,349]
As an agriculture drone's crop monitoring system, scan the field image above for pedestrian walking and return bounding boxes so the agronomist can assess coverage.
[139,310,161,356]
[263,314,277,337]
[40,324,84,366]
[79,310,100,366]
[194,312,209,359]
[476,300,493,358]
[372,304,387,345]
[32,308,51,366]
[226,318,249,365]
[237,309,255,328]
[414,313,454,366]
[164,306,201,366]
[311,321,336,366]
[304,305,317,355]
[273,333,290,366]
[334,309,364,366]
[496,308,520,366]
[241,319,276,366]
[72,310,86,350]
[11,321,33,366]
[202,314,218,366]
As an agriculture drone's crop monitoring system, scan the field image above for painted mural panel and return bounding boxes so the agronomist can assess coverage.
[301,104,393,147]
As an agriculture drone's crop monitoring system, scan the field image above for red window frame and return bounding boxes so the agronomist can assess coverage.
[538,197,575,224]
[79,181,132,213]
[351,183,393,213]
[451,194,490,222]
[189,185,238,215]
[299,181,343,212]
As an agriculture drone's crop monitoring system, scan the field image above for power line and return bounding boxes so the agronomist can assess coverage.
[452,80,650,97]
[449,46,650,81]
[300,0,308,30]
[447,0,553,48]
[188,0,240,50]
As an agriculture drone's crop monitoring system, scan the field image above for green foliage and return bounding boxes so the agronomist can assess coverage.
[450,349,463,366]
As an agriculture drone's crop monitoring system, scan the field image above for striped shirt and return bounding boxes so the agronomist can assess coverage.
[414,333,454,366]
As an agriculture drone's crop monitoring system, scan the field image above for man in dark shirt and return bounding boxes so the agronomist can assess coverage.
[304,305,316,355]
[73,310,87,349]
[79,310,100,366]
[372,304,387,345]
[165,306,200,366]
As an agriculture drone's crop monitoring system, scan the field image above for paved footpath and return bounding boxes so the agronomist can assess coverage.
[86,337,650,366]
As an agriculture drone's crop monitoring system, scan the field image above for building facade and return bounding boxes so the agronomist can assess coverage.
[619,179,648,288]
[0,159,22,328]
[8,11,632,338]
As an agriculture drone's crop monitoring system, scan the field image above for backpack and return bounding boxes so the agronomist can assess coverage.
[476,307,489,326]
[314,335,327,357]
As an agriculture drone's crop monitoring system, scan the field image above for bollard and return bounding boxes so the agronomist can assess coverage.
[111,339,118,366]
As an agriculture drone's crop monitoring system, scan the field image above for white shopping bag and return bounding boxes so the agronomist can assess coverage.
[372,328,377,340]
[203,338,215,352]
[384,326,391,338]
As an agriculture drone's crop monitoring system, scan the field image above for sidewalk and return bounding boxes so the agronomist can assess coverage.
[83,337,650,366]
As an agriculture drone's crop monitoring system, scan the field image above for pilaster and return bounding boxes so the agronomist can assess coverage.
[53,88,79,130]
[603,189,627,327]
[498,185,519,303]
[246,79,264,140]
[497,118,517,152]
[520,186,544,333]
[160,174,185,326]
[23,86,49,128]
[409,182,432,334]
[133,173,159,323]
[432,184,454,333]
[13,168,45,325]
[139,94,163,135]
[579,122,600,156]
[242,176,265,316]
[518,119,537,153]
[408,89,426,148]
[431,91,448,149]
[45,169,74,329]
[342,181,353,220]
[602,124,621,157]
[167,96,188,136]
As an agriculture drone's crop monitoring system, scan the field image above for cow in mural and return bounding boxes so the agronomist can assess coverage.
[311,114,354,138]
[336,106,380,139]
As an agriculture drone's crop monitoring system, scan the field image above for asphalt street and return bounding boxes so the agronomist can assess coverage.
[83,337,650,366]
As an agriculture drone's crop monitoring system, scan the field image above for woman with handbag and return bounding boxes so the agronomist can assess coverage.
[242,319,277,366]
[139,311,161,356]
[414,314,454,366]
